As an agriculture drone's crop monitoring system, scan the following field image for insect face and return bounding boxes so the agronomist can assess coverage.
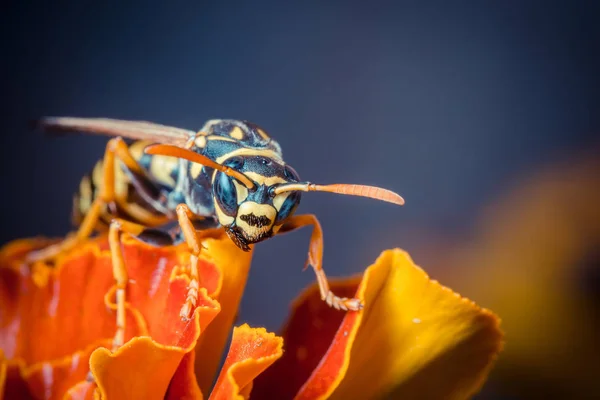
[213,156,302,251]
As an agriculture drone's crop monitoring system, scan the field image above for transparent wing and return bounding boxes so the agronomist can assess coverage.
[37,117,195,146]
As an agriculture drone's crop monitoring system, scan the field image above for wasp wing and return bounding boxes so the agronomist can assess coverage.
[37,117,195,146]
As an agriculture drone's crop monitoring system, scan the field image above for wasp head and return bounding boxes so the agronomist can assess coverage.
[212,155,302,251]
[144,136,403,253]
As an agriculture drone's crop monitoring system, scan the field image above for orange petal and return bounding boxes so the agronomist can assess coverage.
[0,233,251,399]
[209,324,283,400]
[193,238,254,394]
[89,285,219,399]
[82,236,224,399]
[0,239,119,365]
[256,249,503,399]
[0,238,118,399]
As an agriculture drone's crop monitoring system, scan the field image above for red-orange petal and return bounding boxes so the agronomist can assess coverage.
[165,351,202,400]
[209,324,283,400]
[3,363,32,400]
[251,281,358,399]
[23,341,109,400]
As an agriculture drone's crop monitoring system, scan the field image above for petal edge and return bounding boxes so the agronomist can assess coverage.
[210,324,283,400]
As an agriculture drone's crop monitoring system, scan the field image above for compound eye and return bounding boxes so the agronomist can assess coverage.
[275,191,301,224]
[284,164,300,182]
[214,171,238,216]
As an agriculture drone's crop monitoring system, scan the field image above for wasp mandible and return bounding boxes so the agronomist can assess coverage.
[26,117,404,350]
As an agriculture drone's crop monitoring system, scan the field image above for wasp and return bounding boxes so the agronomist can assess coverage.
[27,117,404,350]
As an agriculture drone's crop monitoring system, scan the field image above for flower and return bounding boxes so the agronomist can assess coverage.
[251,250,503,400]
[0,233,502,399]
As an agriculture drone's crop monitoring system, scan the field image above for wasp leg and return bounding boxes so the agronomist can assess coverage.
[278,214,363,311]
[107,218,161,350]
[26,137,167,263]
[175,204,224,320]
[108,217,219,349]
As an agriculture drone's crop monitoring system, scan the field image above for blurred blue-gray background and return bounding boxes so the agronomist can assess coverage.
[2,2,599,398]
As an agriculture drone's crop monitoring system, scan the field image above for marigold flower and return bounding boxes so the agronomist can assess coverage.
[0,234,502,399]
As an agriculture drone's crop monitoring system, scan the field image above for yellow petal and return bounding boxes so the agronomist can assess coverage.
[299,249,503,399]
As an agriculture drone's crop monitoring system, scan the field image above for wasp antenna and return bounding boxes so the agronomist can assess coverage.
[273,182,404,206]
[145,144,255,189]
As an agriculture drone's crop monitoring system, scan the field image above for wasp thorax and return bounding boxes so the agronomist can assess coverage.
[235,202,276,241]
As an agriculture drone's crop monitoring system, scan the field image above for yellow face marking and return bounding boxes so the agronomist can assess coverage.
[230,126,244,140]
[233,180,249,205]
[216,148,283,164]
[214,201,235,226]
[272,191,291,211]
[190,162,203,180]
[236,202,276,240]
[243,171,287,187]
[194,135,207,148]
[79,176,93,212]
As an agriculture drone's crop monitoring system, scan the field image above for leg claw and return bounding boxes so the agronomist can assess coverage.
[325,291,363,311]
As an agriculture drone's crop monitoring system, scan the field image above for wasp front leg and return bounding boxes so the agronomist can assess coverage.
[176,204,224,320]
[278,214,363,311]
